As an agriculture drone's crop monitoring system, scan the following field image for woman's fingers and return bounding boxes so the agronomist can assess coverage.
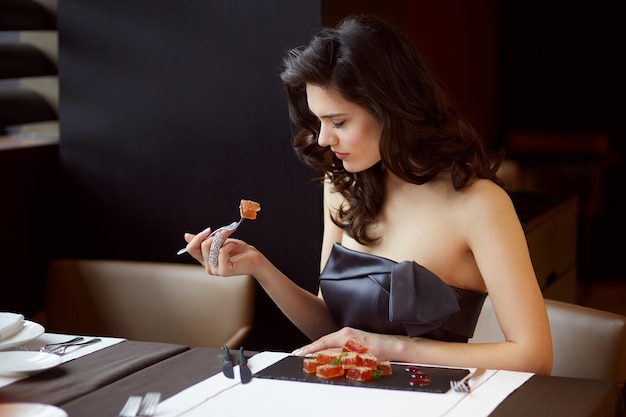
[184,227,212,246]
[202,228,241,270]
[184,232,194,243]
[182,227,212,264]
[292,333,340,356]
[208,232,224,266]
[292,328,366,356]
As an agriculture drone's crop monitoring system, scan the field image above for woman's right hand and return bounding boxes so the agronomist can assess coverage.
[183,228,263,277]
[182,226,213,265]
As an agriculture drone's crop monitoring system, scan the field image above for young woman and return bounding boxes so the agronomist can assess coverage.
[183,15,553,374]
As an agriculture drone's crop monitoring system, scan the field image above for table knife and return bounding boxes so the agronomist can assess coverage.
[222,345,234,379]
[238,346,252,384]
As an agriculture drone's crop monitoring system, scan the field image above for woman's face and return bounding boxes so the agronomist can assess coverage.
[306,84,382,173]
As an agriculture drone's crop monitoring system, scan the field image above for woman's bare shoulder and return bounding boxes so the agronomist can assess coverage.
[445,179,519,238]
[456,179,513,211]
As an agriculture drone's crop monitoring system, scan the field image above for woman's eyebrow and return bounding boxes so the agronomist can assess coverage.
[319,113,347,119]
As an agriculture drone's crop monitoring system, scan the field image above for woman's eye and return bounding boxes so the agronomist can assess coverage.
[332,121,345,128]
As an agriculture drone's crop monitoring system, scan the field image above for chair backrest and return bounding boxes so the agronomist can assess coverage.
[40,259,255,348]
[470,296,626,384]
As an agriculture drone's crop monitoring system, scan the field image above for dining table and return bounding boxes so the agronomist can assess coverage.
[0,332,624,417]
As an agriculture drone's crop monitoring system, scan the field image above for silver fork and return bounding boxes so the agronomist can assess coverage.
[49,338,102,355]
[176,217,244,255]
[14,337,84,352]
[450,368,487,393]
[39,336,85,353]
[138,392,161,416]
[118,395,142,417]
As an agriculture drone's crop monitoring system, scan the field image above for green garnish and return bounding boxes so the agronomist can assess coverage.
[371,370,384,380]
[329,353,346,366]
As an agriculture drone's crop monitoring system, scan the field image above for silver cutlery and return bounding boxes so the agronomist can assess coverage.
[450,367,487,393]
[49,338,102,355]
[118,395,142,417]
[14,337,85,352]
[238,346,252,384]
[118,392,161,417]
[39,336,85,353]
[138,392,161,416]
[176,217,244,255]
[222,344,234,379]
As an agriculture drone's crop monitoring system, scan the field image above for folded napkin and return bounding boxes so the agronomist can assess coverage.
[0,312,24,341]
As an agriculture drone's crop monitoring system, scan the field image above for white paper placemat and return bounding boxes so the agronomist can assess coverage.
[0,333,125,388]
[444,370,533,417]
[157,352,532,417]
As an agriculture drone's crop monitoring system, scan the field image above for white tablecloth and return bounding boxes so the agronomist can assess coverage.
[157,352,533,417]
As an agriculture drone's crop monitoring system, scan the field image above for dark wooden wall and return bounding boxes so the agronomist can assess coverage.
[325,0,499,146]
[55,0,324,351]
[0,143,59,317]
[325,0,626,281]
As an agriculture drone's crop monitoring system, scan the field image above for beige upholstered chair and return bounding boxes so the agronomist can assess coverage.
[470,296,626,385]
[38,259,255,348]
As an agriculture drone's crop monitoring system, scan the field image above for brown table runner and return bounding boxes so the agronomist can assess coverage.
[61,347,625,417]
[0,340,189,407]
[61,347,221,417]
[490,374,624,417]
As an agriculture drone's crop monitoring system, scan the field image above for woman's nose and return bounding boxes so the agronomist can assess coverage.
[317,126,336,147]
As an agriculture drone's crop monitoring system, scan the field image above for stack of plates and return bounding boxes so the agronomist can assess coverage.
[0,320,45,351]
[0,318,59,375]
[0,316,65,415]
[0,403,67,417]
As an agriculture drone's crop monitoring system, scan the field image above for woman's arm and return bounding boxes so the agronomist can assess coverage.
[220,244,339,340]
[182,191,341,341]
[254,180,345,339]
[453,180,553,374]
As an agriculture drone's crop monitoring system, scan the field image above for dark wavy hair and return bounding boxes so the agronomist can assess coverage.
[280,15,504,245]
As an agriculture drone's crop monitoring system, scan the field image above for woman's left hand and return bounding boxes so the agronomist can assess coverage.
[292,327,400,361]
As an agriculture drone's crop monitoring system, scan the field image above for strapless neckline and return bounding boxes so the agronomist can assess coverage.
[319,243,487,342]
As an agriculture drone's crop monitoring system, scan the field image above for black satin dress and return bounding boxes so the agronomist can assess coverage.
[319,243,487,343]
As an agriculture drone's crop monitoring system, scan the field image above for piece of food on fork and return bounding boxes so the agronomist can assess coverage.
[176,199,261,256]
[239,199,261,220]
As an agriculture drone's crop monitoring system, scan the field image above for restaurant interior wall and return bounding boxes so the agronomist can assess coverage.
[326,0,626,287]
[0,0,59,318]
[54,0,324,351]
[496,1,625,286]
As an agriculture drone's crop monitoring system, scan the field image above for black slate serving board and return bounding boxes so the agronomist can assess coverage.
[253,355,469,393]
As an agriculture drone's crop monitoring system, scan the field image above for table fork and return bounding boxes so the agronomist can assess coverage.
[39,336,85,353]
[49,338,102,355]
[450,368,486,393]
[138,392,161,416]
[118,395,142,417]
[176,217,244,255]
[14,337,84,352]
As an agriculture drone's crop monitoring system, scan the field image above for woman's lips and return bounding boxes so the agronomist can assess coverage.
[334,152,349,160]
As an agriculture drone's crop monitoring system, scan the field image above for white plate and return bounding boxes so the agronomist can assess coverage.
[0,352,62,374]
[0,403,67,417]
[0,320,45,350]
